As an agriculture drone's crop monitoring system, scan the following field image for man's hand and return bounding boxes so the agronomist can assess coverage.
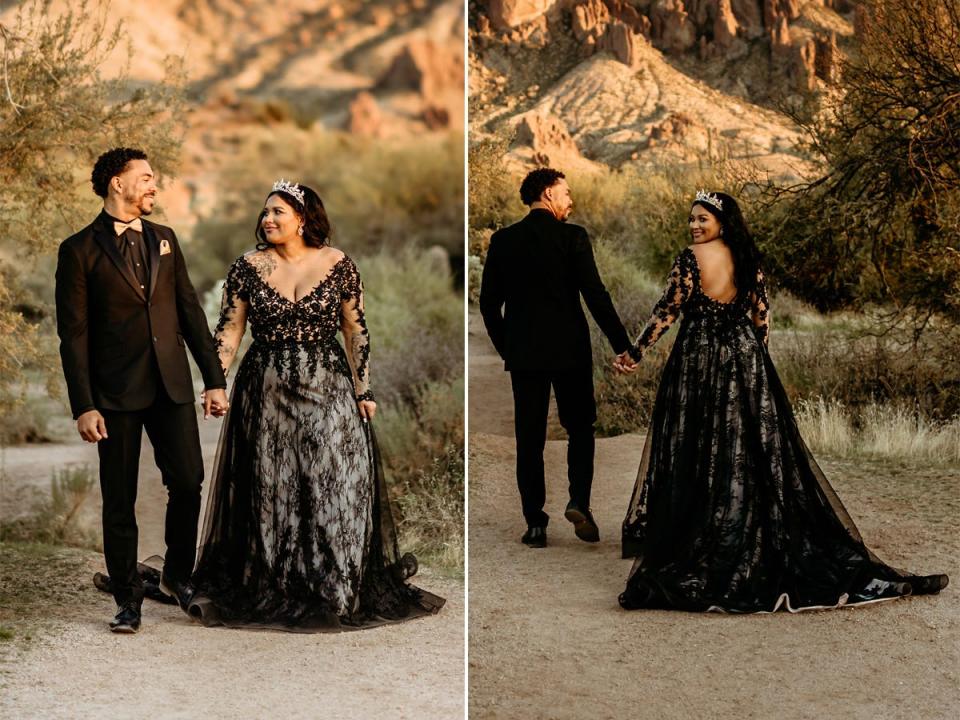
[203,388,230,419]
[77,410,108,442]
[613,351,639,375]
[358,400,377,421]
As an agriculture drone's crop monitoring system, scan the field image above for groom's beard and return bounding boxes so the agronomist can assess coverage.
[125,190,155,216]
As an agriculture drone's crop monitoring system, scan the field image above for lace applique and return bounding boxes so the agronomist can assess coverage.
[633,250,696,358]
[751,268,770,347]
[214,253,374,401]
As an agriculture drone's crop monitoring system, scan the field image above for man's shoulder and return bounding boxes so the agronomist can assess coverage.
[142,217,176,238]
[60,219,100,253]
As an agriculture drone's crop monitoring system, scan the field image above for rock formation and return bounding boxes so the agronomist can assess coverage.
[488,0,557,30]
[514,111,581,166]
[346,92,383,137]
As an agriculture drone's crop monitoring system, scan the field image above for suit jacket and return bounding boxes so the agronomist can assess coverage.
[479,208,632,372]
[55,210,226,419]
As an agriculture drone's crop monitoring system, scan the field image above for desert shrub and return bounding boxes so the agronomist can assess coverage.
[0,465,99,548]
[376,377,464,572]
[360,248,464,405]
[188,128,464,294]
[393,443,464,574]
[468,134,525,233]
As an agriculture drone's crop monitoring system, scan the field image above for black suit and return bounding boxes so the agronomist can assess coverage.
[56,210,226,604]
[479,208,633,527]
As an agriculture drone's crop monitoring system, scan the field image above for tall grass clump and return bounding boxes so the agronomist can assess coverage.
[795,398,960,465]
[0,464,99,548]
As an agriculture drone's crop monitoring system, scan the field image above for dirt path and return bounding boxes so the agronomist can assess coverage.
[467,309,959,720]
[1,413,463,719]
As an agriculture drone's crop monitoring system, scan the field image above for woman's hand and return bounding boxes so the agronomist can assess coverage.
[613,351,639,375]
[358,400,377,421]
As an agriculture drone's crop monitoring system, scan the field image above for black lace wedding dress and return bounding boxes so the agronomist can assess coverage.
[619,247,948,613]
[183,252,444,631]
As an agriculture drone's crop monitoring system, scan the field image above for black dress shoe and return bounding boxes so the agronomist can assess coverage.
[109,602,142,633]
[521,526,547,548]
[564,502,600,543]
[159,573,196,612]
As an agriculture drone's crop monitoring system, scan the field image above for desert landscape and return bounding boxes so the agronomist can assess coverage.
[467,1,960,717]
[0,1,465,717]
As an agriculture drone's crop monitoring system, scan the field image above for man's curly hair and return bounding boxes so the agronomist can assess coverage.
[519,167,565,206]
[91,147,148,198]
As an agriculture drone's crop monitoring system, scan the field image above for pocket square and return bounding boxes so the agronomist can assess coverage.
[159,239,172,256]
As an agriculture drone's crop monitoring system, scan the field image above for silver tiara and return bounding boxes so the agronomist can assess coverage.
[272,178,304,206]
[694,189,722,211]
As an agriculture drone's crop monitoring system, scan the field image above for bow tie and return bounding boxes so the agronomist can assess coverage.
[114,218,143,235]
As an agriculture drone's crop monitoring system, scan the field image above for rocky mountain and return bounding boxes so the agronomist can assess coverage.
[470,0,859,180]
[1,0,464,233]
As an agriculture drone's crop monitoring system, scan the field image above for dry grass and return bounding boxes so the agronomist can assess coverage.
[795,397,960,465]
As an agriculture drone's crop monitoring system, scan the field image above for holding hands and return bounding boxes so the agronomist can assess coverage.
[358,400,377,421]
[613,350,639,375]
[201,388,230,418]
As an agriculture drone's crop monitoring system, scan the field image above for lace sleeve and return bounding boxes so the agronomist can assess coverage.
[214,258,249,377]
[751,267,770,347]
[633,251,694,359]
[340,257,373,402]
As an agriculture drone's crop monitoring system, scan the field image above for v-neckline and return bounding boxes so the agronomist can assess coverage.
[243,253,347,305]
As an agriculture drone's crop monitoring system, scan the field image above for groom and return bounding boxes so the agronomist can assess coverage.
[479,168,638,548]
[55,147,228,633]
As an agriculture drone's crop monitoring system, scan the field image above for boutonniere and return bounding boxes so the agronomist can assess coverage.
[159,239,172,256]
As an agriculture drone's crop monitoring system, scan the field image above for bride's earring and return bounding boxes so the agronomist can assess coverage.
[297,226,304,237]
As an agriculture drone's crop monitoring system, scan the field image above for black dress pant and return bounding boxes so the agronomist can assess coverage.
[510,366,597,528]
[97,386,204,604]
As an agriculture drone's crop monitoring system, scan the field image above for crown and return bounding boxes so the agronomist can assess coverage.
[272,178,305,206]
[694,189,723,211]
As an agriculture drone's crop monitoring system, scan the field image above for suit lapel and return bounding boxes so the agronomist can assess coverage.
[92,214,146,301]
[143,222,161,300]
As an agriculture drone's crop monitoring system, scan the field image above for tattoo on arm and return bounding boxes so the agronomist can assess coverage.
[247,251,277,281]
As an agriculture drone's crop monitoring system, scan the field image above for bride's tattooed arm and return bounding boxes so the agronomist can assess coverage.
[214,258,250,376]
[246,250,277,282]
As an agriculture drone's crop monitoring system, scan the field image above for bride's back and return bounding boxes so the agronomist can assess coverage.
[690,241,738,304]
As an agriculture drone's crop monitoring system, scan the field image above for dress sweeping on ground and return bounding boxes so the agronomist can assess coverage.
[188,253,444,630]
[620,247,947,613]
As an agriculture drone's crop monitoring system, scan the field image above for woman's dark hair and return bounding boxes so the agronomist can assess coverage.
[91,147,148,198]
[691,192,763,298]
[520,167,565,205]
[255,183,331,250]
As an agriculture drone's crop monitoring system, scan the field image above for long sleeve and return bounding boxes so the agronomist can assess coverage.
[751,267,770,347]
[340,258,373,402]
[172,231,227,390]
[633,251,694,359]
[478,232,507,359]
[573,230,632,354]
[214,259,249,376]
[55,242,95,419]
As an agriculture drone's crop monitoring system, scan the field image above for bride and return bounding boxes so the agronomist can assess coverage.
[185,180,444,630]
[615,190,948,613]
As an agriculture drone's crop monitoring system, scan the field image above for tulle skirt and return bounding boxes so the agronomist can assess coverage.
[189,339,444,631]
[620,314,948,613]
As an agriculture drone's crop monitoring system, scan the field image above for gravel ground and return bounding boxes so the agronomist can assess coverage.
[467,310,959,720]
[1,413,463,719]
